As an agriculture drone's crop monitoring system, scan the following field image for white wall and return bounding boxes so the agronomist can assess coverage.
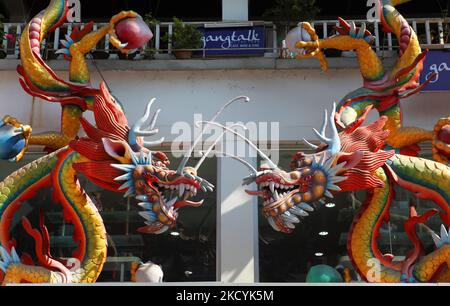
[222,0,249,21]
[1,68,447,143]
[217,154,259,283]
[1,66,448,283]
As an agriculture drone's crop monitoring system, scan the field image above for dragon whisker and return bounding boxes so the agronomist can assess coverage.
[176,96,250,174]
[197,121,279,171]
[201,150,258,174]
[194,123,247,171]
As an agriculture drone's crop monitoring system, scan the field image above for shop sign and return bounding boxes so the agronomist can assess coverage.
[420,50,450,91]
[199,26,265,56]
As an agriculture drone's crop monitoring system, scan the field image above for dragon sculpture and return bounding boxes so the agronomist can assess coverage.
[287,0,450,164]
[239,103,449,283]
[0,0,215,284]
[232,0,450,283]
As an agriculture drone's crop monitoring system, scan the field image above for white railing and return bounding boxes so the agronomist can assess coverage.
[1,21,278,58]
[2,18,449,59]
[307,17,450,52]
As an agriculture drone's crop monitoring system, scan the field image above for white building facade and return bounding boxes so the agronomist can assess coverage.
[0,56,447,282]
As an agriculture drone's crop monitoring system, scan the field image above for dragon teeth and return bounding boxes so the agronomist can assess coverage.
[166,197,177,207]
[290,206,309,217]
[179,184,185,197]
[269,182,275,193]
[284,221,295,229]
[299,202,314,212]
[139,211,156,221]
[282,212,300,224]
[267,217,281,232]
[274,190,280,200]
[138,202,152,210]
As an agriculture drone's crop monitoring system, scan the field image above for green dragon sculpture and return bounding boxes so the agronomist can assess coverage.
[237,0,450,283]
[241,104,449,283]
[288,0,450,164]
[0,0,215,284]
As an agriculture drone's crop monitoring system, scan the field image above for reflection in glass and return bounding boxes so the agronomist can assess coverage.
[258,146,442,282]
[0,152,217,282]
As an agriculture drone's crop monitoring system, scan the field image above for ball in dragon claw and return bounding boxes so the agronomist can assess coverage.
[437,124,450,158]
[285,22,312,55]
[115,17,153,50]
[437,124,450,144]
[0,124,26,160]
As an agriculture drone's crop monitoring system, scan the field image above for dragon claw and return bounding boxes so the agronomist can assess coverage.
[107,11,140,55]
[292,23,328,71]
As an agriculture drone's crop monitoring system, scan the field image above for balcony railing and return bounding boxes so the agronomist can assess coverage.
[2,18,449,59]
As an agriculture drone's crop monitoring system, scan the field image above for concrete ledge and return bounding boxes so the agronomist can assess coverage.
[0,57,397,72]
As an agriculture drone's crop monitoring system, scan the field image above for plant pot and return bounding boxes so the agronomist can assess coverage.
[91,50,110,60]
[142,49,155,60]
[173,50,193,59]
[0,50,6,59]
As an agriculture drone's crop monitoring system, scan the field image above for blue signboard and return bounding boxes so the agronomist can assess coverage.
[199,26,265,56]
[419,50,450,91]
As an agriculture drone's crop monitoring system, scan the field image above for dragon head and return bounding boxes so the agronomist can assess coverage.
[101,138,213,234]
[70,82,214,234]
[243,104,394,233]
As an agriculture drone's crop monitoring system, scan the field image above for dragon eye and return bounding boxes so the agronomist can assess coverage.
[143,170,154,179]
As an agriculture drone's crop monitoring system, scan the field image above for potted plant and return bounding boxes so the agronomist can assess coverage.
[143,12,159,60]
[142,47,156,60]
[162,17,203,59]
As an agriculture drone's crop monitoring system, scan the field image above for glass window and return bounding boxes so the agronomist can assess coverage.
[0,151,217,282]
[258,143,442,282]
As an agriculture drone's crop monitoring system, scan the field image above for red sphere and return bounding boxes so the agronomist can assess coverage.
[115,17,153,50]
[438,125,450,144]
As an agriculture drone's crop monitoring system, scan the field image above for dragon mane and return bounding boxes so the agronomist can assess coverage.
[291,115,395,193]
[335,115,395,192]
[69,82,131,191]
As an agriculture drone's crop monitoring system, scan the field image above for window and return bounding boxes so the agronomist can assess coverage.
[0,151,217,282]
[258,143,442,282]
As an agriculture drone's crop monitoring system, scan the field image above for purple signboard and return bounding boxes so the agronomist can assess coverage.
[419,50,450,91]
[199,26,265,56]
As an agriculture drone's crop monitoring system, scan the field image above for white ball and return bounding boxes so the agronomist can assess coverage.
[285,22,312,55]
[135,261,164,283]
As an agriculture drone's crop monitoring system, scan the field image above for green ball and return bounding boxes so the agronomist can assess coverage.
[306,265,343,283]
